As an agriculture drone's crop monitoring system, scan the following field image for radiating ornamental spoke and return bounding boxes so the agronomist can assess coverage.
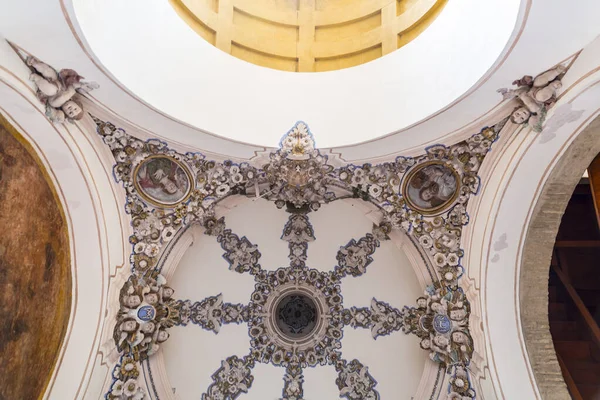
[202,355,255,400]
[335,358,380,400]
[342,298,403,339]
[217,229,262,275]
[282,363,304,400]
[177,295,249,334]
[334,233,380,278]
[281,214,315,269]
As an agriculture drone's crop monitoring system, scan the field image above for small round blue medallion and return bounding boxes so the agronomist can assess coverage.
[137,305,156,322]
[433,314,451,334]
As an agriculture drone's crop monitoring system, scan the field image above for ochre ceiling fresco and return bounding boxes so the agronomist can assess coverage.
[0,114,71,400]
[170,0,447,72]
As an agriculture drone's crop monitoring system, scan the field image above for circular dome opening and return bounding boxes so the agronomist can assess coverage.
[275,292,319,339]
[170,0,448,73]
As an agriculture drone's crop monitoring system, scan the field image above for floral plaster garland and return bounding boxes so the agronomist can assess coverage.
[97,118,506,399]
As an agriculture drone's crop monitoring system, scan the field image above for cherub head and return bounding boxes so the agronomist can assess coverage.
[449,308,467,321]
[141,321,156,334]
[433,334,449,347]
[144,292,159,306]
[452,331,469,344]
[511,107,531,124]
[120,318,140,333]
[123,295,142,309]
[162,286,175,300]
[416,297,428,309]
[420,338,431,350]
[157,330,170,343]
[61,99,84,121]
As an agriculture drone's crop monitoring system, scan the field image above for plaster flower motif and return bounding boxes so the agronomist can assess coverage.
[116,151,127,162]
[144,243,160,257]
[231,173,243,184]
[161,226,176,242]
[111,380,124,396]
[131,389,145,400]
[446,253,460,266]
[433,253,447,267]
[351,174,365,185]
[104,135,116,146]
[133,242,146,254]
[419,235,433,249]
[123,379,139,397]
[368,184,382,198]
[113,128,125,139]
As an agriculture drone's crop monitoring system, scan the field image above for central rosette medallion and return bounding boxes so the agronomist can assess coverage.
[276,293,318,337]
[248,267,344,367]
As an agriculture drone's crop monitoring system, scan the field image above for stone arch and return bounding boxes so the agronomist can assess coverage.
[520,115,600,399]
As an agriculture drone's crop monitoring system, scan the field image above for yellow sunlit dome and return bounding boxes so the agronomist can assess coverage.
[170,0,447,72]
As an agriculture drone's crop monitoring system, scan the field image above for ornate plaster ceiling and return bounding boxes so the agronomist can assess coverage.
[4,2,600,399]
[163,199,426,399]
[98,118,499,399]
[170,0,447,72]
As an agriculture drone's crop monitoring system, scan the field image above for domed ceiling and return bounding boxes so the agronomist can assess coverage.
[98,118,494,399]
[170,0,447,72]
[163,199,426,398]
[71,0,520,147]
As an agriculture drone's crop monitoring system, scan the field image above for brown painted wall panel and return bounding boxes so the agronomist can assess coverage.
[0,115,71,400]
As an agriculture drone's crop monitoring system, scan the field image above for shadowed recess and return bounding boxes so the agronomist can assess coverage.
[0,114,71,400]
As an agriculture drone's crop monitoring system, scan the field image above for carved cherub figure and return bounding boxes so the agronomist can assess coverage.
[498,65,566,132]
[114,273,181,360]
[402,286,473,368]
[26,56,98,123]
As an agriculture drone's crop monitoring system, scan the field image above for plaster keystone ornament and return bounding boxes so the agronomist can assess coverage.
[401,285,473,368]
[113,272,182,361]
[25,56,98,123]
[498,64,566,132]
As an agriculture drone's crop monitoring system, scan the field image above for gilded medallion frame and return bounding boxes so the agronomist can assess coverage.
[133,155,194,208]
[402,160,461,216]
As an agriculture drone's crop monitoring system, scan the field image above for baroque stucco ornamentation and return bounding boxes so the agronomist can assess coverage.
[203,355,255,400]
[342,298,404,339]
[18,52,98,124]
[114,272,182,361]
[97,118,501,399]
[400,286,473,368]
[172,214,380,399]
[281,214,316,269]
[498,65,566,132]
[177,294,249,334]
[107,356,146,400]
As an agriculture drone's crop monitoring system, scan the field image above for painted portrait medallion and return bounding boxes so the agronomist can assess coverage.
[403,162,459,214]
[134,156,192,207]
